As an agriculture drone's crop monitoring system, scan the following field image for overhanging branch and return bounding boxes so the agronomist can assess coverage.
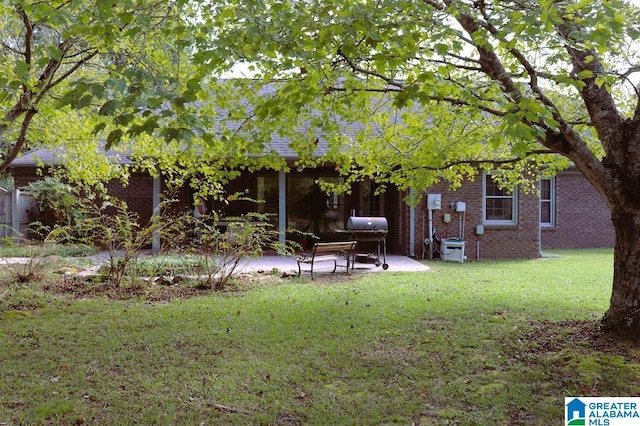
[336,47,405,90]
[400,149,557,172]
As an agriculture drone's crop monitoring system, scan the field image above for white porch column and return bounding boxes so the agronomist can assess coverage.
[152,176,161,254]
[278,170,287,252]
[409,189,416,257]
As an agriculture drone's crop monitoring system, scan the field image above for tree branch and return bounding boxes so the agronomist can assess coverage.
[18,6,33,96]
[0,108,37,174]
[424,57,482,72]
[557,23,625,156]
[46,49,99,93]
[0,41,23,55]
[325,86,400,94]
[336,47,405,90]
[325,84,509,117]
[392,149,557,173]
[475,1,582,155]
[19,7,33,67]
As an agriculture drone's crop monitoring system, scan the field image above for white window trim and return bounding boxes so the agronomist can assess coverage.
[540,176,555,228]
[482,172,518,225]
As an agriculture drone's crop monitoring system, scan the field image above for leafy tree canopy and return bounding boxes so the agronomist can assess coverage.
[195,0,639,197]
[0,0,189,169]
[0,0,292,197]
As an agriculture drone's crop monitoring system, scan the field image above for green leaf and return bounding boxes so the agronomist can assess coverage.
[161,127,181,142]
[75,95,93,109]
[106,129,123,149]
[186,78,202,92]
[576,70,594,79]
[92,122,107,135]
[99,100,119,116]
[113,114,134,126]
[13,61,29,78]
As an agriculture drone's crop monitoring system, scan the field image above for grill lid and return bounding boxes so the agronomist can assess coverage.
[346,216,388,231]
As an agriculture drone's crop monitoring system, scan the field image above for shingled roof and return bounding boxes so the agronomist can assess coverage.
[10,145,137,167]
[10,80,377,168]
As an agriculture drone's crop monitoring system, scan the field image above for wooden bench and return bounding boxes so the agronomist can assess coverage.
[297,241,357,279]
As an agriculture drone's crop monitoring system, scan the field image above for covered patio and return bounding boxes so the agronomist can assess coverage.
[236,254,431,275]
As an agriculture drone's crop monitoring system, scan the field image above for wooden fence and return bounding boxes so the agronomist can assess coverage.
[0,189,37,239]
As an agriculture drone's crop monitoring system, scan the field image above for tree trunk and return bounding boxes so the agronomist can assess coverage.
[601,206,640,336]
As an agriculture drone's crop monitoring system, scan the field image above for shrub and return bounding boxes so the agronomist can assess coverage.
[183,212,296,290]
[23,177,83,231]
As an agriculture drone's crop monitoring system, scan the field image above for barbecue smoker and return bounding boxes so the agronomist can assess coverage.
[344,216,389,270]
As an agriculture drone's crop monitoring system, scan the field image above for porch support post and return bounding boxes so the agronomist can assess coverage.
[278,170,286,252]
[152,176,161,254]
[409,189,416,258]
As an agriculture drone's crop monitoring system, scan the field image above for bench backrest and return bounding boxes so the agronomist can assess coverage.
[312,241,357,255]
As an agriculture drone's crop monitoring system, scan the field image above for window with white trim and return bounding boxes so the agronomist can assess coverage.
[540,177,555,227]
[483,173,518,225]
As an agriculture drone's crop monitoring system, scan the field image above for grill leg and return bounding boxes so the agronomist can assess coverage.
[381,238,388,270]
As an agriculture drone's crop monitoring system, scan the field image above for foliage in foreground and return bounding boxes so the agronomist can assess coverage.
[1,249,638,425]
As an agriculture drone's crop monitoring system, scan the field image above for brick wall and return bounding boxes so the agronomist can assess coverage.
[541,170,614,249]
[14,168,156,225]
[13,167,42,188]
[15,165,612,256]
[106,173,155,225]
[414,177,540,260]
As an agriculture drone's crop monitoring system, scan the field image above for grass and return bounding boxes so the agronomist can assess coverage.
[1,248,638,425]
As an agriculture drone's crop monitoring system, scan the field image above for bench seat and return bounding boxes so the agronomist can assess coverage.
[297,241,357,279]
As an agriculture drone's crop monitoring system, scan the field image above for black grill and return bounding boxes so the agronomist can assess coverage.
[344,216,388,270]
[346,216,388,231]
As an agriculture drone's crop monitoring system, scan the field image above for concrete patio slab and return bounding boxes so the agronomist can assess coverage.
[237,254,430,274]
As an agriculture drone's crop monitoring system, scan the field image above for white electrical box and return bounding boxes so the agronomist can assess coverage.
[443,213,451,223]
[427,194,442,210]
[475,224,484,235]
[455,201,466,212]
[441,238,466,263]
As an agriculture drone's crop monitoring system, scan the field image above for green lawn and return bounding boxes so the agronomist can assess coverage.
[2,248,639,425]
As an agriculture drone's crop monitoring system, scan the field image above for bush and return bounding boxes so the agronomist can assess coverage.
[183,212,297,290]
[23,177,83,231]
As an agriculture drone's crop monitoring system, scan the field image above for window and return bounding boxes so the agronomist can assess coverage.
[362,180,384,216]
[483,173,518,225]
[257,175,279,228]
[287,176,345,234]
[540,177,555,227]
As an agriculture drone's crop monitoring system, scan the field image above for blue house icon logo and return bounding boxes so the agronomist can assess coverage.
[566,398,586,425]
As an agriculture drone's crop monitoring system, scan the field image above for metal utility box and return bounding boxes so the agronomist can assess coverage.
[440,238,466,263]
[427,194,442,210]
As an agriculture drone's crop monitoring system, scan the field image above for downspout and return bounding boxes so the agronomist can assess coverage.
[538,216,543,258]
[537,180,543,258]
[278,170,286,254]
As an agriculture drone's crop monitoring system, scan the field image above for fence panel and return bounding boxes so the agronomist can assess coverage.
[0,190,11,238]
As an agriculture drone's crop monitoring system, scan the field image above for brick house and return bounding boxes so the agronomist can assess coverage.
[540,169,615,250]
[413,167,614,260]
[9,145,614,260]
